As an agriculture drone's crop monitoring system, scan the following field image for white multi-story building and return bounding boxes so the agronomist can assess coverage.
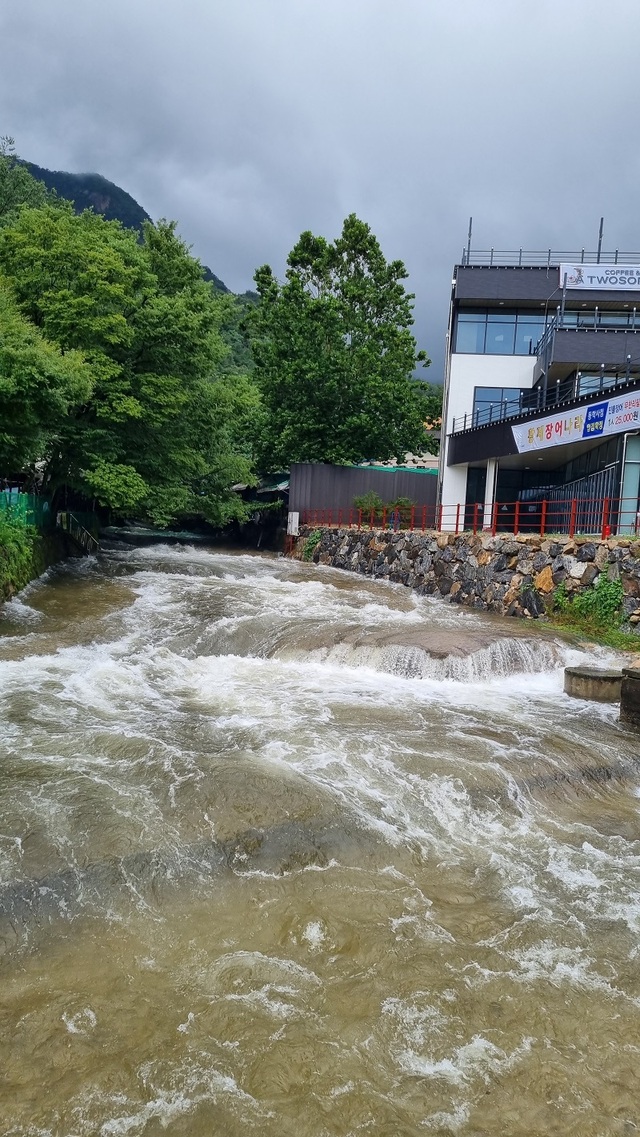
[439,248,640,534]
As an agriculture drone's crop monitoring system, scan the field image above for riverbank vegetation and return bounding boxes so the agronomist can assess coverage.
[546,575,640,649]
[0,514,36,600]
[0,138,436,530]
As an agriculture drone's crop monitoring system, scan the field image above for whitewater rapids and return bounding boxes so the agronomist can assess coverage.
[0,544,638,1136]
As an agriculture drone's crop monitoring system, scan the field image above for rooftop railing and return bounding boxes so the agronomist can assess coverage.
[459,249,640,268]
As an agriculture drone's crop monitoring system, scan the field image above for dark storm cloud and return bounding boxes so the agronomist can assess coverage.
[2,0,640,378]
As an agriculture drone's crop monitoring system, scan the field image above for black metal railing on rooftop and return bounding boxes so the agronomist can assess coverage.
[459,248,640,268]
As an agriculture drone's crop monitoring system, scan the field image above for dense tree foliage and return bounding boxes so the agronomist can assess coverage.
[0,285,92,474]
[0,148,435,528]
[0,152,258,526]
[251,215,431,469]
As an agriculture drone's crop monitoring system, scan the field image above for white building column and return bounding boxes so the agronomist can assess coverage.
[483,459,498,530]
[439,463,468,531]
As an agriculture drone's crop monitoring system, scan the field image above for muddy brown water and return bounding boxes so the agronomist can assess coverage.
[1,544,639,1136]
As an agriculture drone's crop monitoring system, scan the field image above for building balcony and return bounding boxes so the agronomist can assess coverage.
[535,319,640,384]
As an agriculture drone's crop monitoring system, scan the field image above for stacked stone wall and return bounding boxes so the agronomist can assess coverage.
[292,526,640,624]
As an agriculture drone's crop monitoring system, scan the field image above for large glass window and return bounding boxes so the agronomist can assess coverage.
[472,386,523,424]
[454,309,547,355]
[515,314,545,354]
[486,320,516,354]
[455,314,486,353]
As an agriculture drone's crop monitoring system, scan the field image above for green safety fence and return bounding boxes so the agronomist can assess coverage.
[0,491,56,532]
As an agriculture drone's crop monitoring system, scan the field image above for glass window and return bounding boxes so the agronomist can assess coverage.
[455,317,485,353]
[598,312,630,327]
[515,316,545,355]
[485,321,516,354]
[475,387,504,404]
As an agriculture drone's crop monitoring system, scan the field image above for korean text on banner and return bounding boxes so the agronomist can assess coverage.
[511,393,640,454]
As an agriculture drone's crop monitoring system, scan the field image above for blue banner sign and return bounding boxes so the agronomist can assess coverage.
[512,392,640,453]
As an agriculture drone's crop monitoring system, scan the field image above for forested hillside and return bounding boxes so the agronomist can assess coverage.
[24,161,233,295]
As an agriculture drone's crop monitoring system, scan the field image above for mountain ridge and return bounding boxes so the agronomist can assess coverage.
[24,161,239,296]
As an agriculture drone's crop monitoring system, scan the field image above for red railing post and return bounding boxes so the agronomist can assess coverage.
[421,505,426,532]
[569,499,577,538]
[410,505,415,532]
[601,497,610,540]
[540,499,547,537]
[382,506,387,529]
[455,503,460,535]
[328,509,332,528]
[472,502,479,535]
[357,509,362,531]
[514,500,520,536]
[491,502,498,536]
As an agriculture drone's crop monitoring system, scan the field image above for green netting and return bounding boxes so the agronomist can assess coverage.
[0,492,55,532]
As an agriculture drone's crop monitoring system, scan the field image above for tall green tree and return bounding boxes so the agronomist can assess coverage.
[0,204,258,524]
[251,214,430,469]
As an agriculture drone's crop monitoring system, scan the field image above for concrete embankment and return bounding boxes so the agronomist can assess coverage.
[291,526,640,624]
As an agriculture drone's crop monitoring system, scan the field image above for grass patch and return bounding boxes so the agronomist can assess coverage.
[546,574,640,649]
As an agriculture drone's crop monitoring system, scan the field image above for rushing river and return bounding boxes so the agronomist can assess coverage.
[0,544,639,1136]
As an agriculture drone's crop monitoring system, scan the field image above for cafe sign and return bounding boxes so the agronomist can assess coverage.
[559,263,640,290]
[512,392,640,453]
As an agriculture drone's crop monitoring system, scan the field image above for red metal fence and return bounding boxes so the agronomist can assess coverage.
[299,497,640,540]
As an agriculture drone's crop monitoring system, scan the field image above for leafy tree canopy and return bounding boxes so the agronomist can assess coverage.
[251,214,431,470]
[0,200,258,525]
[0,283,93,474]
[0,137,49,225]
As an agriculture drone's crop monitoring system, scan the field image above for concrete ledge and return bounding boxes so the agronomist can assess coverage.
[620,668,640,727]
[564,666,622,702]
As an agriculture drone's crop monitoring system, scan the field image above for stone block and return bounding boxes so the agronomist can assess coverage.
[577,542,597,562]
[580,564,599,587]
[534,565,554,593]
[564,666,622,702]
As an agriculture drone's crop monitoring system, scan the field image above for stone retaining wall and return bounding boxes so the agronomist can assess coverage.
[292,526,640,625]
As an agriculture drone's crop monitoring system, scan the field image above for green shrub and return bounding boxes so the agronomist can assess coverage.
[353,491,384,522]
[571,574,624,627]
[0,515,36,598]
[302,529,323,561]
[550,573,627,645]
[388,496,416,524]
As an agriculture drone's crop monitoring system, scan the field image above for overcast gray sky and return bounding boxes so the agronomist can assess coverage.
[2,0,640,379]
